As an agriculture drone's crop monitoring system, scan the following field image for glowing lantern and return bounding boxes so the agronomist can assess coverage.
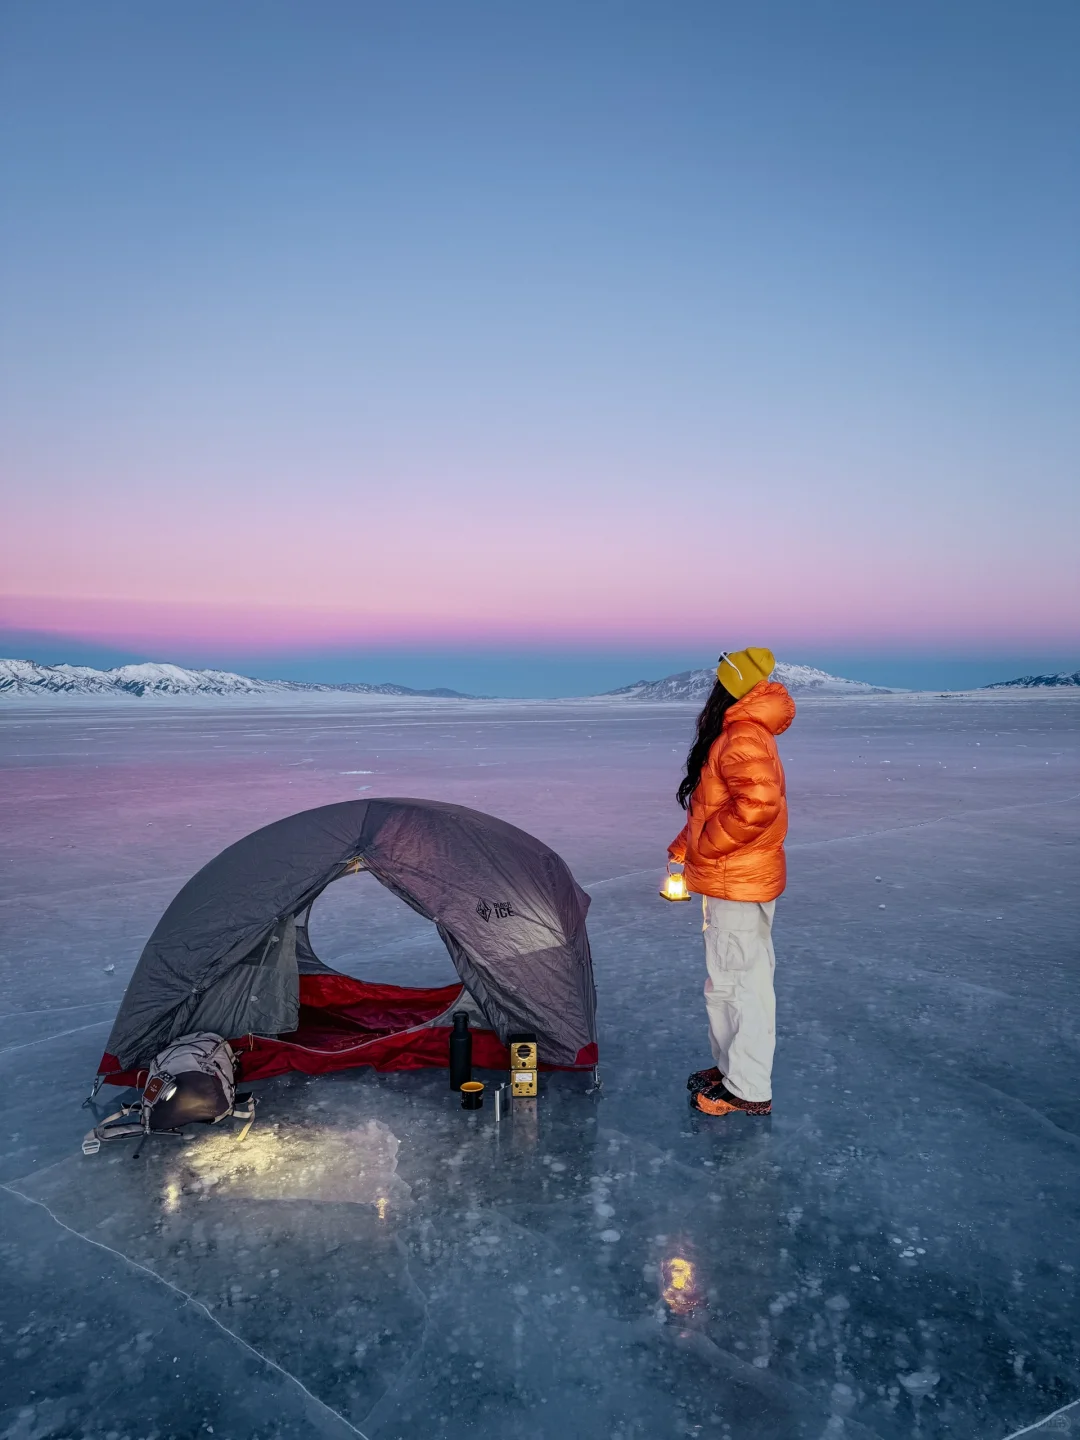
[660,865,691,902]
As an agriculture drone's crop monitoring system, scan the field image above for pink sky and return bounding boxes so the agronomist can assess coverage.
[3,533,1077,654]
[3,437,1077,654]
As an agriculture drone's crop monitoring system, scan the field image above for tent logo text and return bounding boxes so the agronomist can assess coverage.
[476,899,515,923]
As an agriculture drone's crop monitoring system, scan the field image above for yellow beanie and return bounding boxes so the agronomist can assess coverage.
[716,647,775,700]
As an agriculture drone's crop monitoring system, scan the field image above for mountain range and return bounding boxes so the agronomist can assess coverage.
[983,671,1080,689]
[1,657,1075,701]
[0,659,476,700]
[604,663,891,700]
[1,656,883,701]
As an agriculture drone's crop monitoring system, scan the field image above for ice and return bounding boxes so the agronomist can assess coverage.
[1,693,1078,1439]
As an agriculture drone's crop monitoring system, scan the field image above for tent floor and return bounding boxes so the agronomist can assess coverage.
[238,973,519,1079]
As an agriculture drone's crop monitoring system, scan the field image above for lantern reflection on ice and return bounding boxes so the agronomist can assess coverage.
[662,1254,701,1315]
[660,865,691,902]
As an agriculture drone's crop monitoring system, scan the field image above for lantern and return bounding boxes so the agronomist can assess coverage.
[659,864,691,902]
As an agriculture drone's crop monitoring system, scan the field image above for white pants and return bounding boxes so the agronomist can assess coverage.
[702,896,776,1103]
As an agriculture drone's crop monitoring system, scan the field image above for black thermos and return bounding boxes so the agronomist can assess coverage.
[449,1011,472,1091]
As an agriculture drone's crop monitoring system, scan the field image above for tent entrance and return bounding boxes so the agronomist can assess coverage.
[237,872,508,1082]
[300,867,461,990]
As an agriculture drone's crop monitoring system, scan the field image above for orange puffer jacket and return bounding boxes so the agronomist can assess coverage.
[668,681,796,901]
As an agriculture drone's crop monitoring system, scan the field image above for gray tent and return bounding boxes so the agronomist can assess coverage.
[97,798,598,1086]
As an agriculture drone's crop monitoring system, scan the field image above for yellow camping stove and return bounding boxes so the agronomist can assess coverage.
[508,1033,538,1097]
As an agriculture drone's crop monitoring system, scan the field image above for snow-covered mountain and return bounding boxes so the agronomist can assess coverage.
[1,656,897,702]
[604,662,890,701]
[984,671,1080,689]
[0,659,476,700]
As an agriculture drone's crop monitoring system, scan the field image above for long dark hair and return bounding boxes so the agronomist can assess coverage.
[677,679,736,809]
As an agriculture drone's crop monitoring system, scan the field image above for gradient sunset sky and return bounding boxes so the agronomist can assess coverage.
[2,1,1078,695]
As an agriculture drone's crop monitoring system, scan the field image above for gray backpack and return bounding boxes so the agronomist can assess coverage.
[82,1032,255,1154]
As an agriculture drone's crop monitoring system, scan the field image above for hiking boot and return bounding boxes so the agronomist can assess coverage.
[691,1080,772,1117]
[686,1066,723,1096]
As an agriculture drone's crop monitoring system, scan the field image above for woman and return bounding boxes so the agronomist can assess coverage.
[668,647,796,1116]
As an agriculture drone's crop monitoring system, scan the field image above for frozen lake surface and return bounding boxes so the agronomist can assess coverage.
[1,693,1078,1440]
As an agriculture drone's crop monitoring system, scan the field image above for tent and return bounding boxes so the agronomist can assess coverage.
[96,798,598,1089]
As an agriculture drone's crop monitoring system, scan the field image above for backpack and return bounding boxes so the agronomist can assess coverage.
[82,1032,255,1154]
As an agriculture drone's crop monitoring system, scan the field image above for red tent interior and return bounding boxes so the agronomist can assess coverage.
[100,969,596,1088]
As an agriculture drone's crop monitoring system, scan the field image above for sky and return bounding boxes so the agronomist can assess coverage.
[1,0,1078,696]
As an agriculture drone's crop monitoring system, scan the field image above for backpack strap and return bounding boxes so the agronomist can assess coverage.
[231,1092,257,1142]
[82,1105,145,1154]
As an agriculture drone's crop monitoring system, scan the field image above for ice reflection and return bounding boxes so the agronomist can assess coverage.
[661,1254,701,1316]
[161,1117,412,1210]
